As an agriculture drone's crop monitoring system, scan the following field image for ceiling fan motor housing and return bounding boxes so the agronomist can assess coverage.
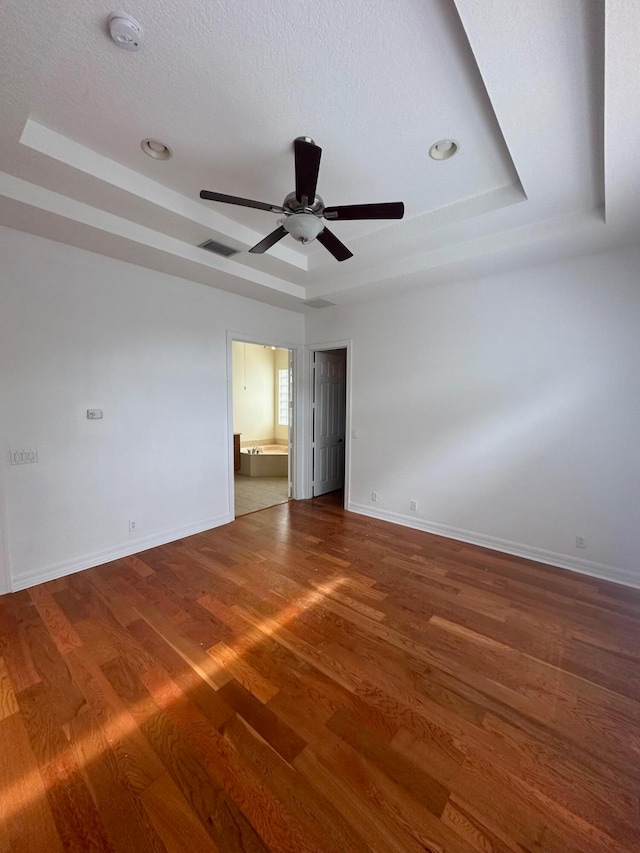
[282,191,324,216]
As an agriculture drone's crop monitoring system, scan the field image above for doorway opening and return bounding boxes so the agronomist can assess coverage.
[310,346,347,503]
[231,341,293,517]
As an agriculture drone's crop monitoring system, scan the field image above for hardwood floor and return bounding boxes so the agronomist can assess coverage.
[1,493,639,852]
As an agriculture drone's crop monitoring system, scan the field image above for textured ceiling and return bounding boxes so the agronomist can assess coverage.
[0,0,639,310]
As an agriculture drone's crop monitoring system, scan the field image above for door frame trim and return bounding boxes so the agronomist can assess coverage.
[305,339,352,507]
[226,332,304,519]
[0,430,11,593]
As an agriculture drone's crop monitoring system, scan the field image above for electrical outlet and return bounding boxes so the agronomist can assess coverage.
[352,428,359,440]
[10,448,38,465]
[129,520,138,532]
[410,500,417,512]
[575,535,586,549]
[371,491,378,502]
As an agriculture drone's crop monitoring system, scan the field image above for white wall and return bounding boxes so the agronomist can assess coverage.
[307,245,640,587]
[2,226,638,593]
[0,227,303,591]
[232,342,276,444]
[231,343,290,445]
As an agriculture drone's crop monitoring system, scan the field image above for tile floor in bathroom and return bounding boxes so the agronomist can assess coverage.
[234,473,289,516]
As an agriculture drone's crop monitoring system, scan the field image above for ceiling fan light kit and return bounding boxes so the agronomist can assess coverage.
[283,213,325,244]
[200,136,405,261]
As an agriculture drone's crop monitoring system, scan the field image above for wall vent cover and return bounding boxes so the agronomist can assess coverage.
[198,238,239,257]
[305,298,336,309]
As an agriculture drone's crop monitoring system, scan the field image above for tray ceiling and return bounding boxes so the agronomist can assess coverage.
[1,0,639,310]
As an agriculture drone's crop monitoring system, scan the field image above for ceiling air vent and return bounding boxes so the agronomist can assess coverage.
[198,238,239,258]
[305,298,336,309]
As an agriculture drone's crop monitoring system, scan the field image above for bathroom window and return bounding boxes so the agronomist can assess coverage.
[278,368,289,425]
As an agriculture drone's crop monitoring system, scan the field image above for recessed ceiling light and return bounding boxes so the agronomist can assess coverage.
[429,139,459,161]
[140,138,172,160]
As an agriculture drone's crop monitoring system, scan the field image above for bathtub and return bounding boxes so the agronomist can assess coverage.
[239,445,288,477]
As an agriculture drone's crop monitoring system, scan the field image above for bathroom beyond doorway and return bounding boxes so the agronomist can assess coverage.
[231,341,292,516]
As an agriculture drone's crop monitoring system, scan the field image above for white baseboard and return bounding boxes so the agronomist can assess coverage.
[9,504,637,594]
[9,512,234,593]
[348,503,639,591]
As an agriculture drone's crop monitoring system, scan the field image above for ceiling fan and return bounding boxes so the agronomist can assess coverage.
[200,137,405,261]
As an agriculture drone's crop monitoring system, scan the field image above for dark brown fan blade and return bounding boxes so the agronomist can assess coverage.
[248,225,288,254]
[316,227,353,262]
[200,191,283,213]
[294,139,322,205]
[323,202,405,221]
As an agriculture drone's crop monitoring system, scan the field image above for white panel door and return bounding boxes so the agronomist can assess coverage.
[313,349,346,496]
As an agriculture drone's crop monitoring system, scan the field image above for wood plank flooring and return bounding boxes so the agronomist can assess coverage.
[1,493,639,851]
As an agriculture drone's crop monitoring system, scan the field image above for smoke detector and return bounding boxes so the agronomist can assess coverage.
[108,13,143,51]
